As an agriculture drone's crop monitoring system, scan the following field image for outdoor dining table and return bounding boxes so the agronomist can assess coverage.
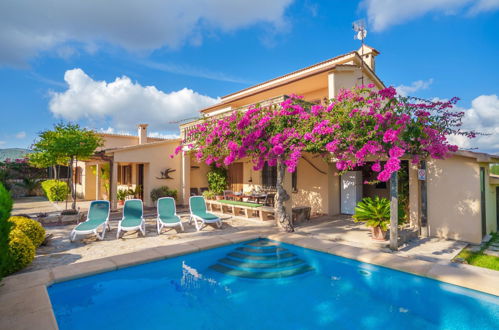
[227,193,268,204]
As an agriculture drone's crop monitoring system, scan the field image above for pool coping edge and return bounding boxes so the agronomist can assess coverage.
[1,231,498,329]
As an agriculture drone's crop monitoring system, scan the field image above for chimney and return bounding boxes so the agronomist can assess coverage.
[138,124,148,144]
[357,45,379,72]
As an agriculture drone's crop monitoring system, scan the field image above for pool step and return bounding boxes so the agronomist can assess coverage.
[236,246,287,254]
[218,257,306,270]
[227,251,296,261]
[210,239,314,279]
[210,263,314,279]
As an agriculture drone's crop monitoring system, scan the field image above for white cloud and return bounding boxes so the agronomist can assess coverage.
[49,68,219,133]
[140,60,252,84]
[0,141,6,146]
[447,94,499,154]
[0,0,293,66]
[15,131,26,139]
[396,78,433,97]
[148,132,180,139]
[361,0,499,31]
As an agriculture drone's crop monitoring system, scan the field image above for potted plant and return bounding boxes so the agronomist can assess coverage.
[117,189,127,206]
[207,166,228,200]
[353,196,390,241]
[202,190,216,200]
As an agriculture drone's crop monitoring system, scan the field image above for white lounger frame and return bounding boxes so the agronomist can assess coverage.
[116,199,146,238]
[156,197,184,234]
[188,196,222,231]
[70,200,110,242]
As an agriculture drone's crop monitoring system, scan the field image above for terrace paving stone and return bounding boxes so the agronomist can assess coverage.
[484,249,499,257]
[52,258,117,282]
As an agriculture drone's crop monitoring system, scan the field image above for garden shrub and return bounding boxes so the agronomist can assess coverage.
[4,229,35,275]
[0,183,13,278]
[207,167,228,195]
[150,186,178,203]
[41,179,69,202]
[8,216,45,247]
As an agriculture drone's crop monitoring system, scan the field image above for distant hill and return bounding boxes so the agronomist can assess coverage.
[0,148,32,161]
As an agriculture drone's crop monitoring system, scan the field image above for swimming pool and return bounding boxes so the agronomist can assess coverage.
[48,239,499,329]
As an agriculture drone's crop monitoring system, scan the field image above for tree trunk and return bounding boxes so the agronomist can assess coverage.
[389,171,398,251]
[71,157,77,210]
[275,160,294,232]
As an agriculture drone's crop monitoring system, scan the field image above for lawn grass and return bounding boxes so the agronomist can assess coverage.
[455,233,499,271]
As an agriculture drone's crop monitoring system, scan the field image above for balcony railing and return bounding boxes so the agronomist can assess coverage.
[179,95,289,142]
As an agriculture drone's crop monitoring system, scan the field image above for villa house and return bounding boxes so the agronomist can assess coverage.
[76,45,499,244]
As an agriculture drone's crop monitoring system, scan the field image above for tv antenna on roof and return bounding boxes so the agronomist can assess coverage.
[353,19,367,85]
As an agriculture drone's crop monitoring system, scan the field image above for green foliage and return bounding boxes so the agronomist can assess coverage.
[117,189,129,201]
[4,229,35,275]
[491,164,499,175]
[207,166,228,195]
[29,123,103,168]
[202,190,216,200]
[353,197,391,231]
[29,122,103,209]
[92,164,110,196]
[15,178,41,196]
[8,216,45,247]
[41,179,69,202]
[150,186,178,203]
[397,161,409,223]
[0,183,13,278]
[456,233,499,271]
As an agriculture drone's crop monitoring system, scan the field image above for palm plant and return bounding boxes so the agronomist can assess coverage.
[15,178,40,196]
[353,197,390,231]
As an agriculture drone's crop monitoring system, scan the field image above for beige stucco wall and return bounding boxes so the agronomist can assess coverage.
[292,154,329,215]
[427,156,482,243]
[328,68,376,99]
[190,158,209,190]
[113,142,182,207]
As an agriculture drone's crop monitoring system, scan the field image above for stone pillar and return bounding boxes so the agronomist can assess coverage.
[110,160,118,210]
[181,151,191,206]
[408,164,420,229]
[95,163,101,200]
[327,72,336,99]
[327,163,340,216]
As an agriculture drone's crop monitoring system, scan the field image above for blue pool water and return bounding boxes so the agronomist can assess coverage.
[48,239,499,329]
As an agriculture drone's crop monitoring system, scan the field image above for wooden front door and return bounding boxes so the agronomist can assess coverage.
[228,162,244,193]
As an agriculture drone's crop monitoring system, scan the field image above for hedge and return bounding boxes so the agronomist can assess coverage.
[150,186,177,203]
[0,183,13,278]
[9,216,45,247]
[41,179,69,202]
[4,229,35,275]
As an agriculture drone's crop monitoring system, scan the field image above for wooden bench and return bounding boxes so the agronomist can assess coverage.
[205,200,275,221]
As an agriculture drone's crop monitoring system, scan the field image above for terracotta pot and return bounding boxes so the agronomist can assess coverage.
[118,200,124,206]
[215,195,224,200]
[371,226,387,241]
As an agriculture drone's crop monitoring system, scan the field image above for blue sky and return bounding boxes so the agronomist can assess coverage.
[0,0,498,152]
